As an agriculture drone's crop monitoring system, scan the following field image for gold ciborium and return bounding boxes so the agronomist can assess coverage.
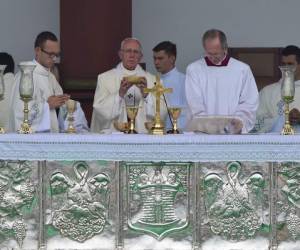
[124,75,142,85]
[167,107,182,134]
[280,65,296,135]
[18,62,36,134]
[0,65,6,134]
[126,106,139,134]
[66,99,76,133]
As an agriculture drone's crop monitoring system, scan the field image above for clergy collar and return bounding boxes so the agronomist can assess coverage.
[33,60,51,76]
[161,67,177,78]
[205,54,230,67]
[120,62,141,75]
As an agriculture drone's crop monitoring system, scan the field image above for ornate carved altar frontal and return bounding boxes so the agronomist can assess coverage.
[1,134,300,249]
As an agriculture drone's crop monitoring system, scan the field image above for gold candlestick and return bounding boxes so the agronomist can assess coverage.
[126,106,139,134]
[280,65,296,135]
[144,75,172,135]
[0,65,6,133]
[282,101,294,135]
[66,99,76,133]
[167,107,182,134]
[19,97,33,134]
[18,62,36,134]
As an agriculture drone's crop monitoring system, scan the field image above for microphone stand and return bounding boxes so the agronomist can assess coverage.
[154,81,174,128]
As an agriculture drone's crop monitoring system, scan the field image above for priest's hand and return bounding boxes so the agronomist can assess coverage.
[137,77,148,98]
[289,108,300,125]
[119,78,131,98]
[226,118,243,134]
[47,94,70,109]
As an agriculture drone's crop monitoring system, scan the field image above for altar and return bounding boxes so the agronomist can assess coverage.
[0,133,300,250]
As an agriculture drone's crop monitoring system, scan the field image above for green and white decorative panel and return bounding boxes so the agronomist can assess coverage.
[199,161,270,250]
[45,161,116,250]
[276,162,300,249]
[121,162,194,250]
[0,160,38,250]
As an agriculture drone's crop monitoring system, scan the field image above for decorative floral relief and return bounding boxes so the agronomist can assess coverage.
[279,162,300,240]
[0,160,35,247]
[203,161,265,241]
[50,161,110,242]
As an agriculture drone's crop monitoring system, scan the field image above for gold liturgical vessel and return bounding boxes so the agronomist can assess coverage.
[126,106,139,134]
[167,107,182,134]
[0,65,7,133]
[18,62,36,134]
[66,99,77,133]
[144,75,172,135]
[280,65,296,135]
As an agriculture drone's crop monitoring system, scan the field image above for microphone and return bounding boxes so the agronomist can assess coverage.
[154,80,174,128]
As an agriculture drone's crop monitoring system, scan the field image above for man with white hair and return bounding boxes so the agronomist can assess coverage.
[91,38,166,133]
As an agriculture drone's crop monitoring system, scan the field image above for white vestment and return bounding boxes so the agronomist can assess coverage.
[10,61,88,133]
[254,79,300,132]
[91,63,167,133]
[185,57,258,133]
[0,73,14,131]
[161,67,187,130]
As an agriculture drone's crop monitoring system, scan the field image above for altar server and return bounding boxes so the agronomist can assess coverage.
[10,31,88,133]
[254,45,300,133]
[152,41,187,130]
[91,38,167,133]
[185,29,258,133]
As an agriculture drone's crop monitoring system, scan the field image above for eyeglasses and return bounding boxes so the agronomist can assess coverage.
[122,49,141,55]
[41,48,61,59]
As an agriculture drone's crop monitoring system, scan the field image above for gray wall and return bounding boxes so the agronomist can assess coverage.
[0,0,59,70]
[133,0,300,74]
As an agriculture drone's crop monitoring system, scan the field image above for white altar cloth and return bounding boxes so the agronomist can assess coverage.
[0,133,300,162]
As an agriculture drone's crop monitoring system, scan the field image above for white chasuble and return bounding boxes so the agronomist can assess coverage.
[91,63,167,134]
[254,80,300,132]
[10,61,88,133]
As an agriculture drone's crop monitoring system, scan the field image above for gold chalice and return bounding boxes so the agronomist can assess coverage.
[66,99,76,133]
[167,107,182,134]
[126,106,139,134]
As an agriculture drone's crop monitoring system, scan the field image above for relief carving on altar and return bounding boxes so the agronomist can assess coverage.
[0,160,36,248]
[49,161,110,242]
[278,162,300,241]
[126,162,191,240]
[203,161,267,241]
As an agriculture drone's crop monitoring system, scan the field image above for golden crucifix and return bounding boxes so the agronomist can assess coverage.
[144,75,172,135]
